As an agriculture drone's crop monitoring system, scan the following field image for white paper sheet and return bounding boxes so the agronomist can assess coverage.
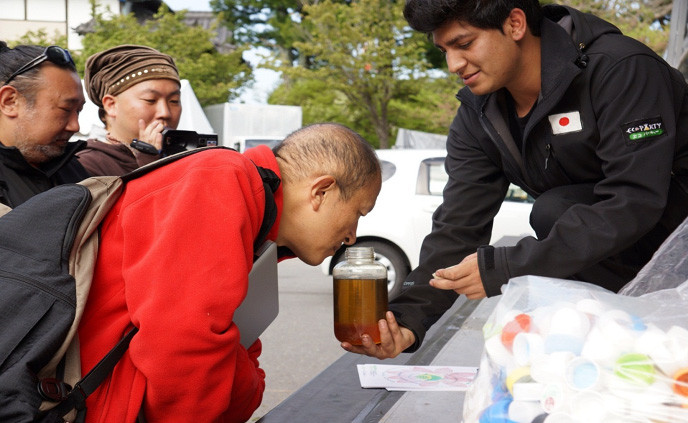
[357,364,478,391]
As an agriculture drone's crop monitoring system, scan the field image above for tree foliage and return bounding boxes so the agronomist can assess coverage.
[75,2,253,106]
[7,29,67,48]
[560,0,671,53]
[210,0,346,66]
[10,0,676,147]
[268,0,453,148]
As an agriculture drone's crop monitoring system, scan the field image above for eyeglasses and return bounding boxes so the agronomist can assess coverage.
[3,45,75,86]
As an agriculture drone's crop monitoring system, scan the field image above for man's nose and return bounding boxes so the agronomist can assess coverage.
[343,225,358,246]
[65,110,80,133]
[156,100,172,119]
[446,50,467,75]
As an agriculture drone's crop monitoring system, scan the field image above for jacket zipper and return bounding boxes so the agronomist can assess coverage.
[545,144,553,170]
[0,269,76,308]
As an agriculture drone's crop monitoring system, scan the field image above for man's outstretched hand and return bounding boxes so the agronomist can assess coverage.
[340,311,415,359]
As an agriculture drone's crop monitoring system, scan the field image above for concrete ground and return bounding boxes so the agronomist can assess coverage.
[249,259,346,421]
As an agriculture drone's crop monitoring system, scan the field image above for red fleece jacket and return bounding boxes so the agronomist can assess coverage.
[78,146,283,422]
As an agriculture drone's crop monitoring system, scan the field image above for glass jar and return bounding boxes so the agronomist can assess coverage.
[333,247,388,345]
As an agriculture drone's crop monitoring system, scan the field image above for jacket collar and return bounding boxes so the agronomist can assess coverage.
[243,144,287,256]
[0,139,86,178]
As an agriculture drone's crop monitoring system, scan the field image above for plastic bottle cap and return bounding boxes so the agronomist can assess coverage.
[570,391,607,423]
[512,332,545,366]
[542,411,574,422]
[531,352,575,385]
[539,383,566,414]
[565,358,600,391]
[508,400,544,423]
[544,333,583,355]
[580,326,619,366]
[501,313,532,349]
[549,307,590,338]
[484,335,515,368]
[575,298,605,317]
[479,399,517,423]
[595,316,635,354]
[512,382,545,401]
[506,366,532,394]
[673,367,688,396]
[614,353,655,386]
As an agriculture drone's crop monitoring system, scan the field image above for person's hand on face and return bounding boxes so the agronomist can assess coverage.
[104,79,181,149]
[340,311,416,359]
[137,118,165,151]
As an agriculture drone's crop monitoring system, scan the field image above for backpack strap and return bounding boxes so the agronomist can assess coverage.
[121,146,280,256]
[253,165,280,256]
[48,327,138,417]
[120,146,231,183]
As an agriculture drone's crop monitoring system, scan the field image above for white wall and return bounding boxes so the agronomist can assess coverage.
[0,0,119,50]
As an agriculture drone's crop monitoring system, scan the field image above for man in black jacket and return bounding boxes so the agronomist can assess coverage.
[342,0,688,359]
[0,42,89,208]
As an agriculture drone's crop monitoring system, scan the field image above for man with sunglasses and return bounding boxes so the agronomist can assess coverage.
[0,42,89,208]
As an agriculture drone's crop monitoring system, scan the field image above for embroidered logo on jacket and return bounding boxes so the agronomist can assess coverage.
[548,111,582,135]
[622,117,665,143]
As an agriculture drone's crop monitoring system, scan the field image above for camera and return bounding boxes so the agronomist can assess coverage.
[161,128,219,156]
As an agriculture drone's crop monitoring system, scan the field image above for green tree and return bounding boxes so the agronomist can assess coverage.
[210,0,331,66]
[211,0,448,71]
[552,0,670,54]
[7,29,67,48]
[75,2,253,106]
[270,0,443,148]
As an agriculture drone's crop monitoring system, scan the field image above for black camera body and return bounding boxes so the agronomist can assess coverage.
[161,129,219,156]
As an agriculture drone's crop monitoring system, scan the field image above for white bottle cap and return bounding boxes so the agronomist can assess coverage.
[565,357,601,391]
[512,381,545,401]
[570,391,607,423]
[543,411,575,423]
[531,352,575,385]
[484,334,515,368]
[512,332,545,366]
[508,400,544,423]
[549,306,590,339]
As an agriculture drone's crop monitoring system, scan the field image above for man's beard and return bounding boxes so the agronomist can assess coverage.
[13,105,67,165]
[13,138,66,165]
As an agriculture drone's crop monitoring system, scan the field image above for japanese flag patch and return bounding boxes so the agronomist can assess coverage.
[548,111,582,135]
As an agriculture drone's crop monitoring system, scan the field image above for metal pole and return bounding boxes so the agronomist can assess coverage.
[666,0,688,68]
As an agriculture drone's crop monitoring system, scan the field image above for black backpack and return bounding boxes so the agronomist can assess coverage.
[0,147,280,422]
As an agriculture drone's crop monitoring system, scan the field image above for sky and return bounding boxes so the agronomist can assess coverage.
[162,0,280,104]
[164,0,213,12]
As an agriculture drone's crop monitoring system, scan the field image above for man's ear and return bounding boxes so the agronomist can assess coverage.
[506,8,528,41]
[0,85,21,118]
[101,94,117,118]
[310,175,338,211]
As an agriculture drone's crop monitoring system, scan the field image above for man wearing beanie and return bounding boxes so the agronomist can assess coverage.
[77,44,182,176]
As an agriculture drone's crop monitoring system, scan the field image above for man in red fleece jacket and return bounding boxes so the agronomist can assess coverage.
[77,122,382,422]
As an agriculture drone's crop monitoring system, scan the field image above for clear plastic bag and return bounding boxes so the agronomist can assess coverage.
[620,216,688,296]
[463,216,688,422]
[462,276,688,422]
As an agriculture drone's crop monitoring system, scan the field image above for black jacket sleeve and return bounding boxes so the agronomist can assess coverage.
[389,110,510,351]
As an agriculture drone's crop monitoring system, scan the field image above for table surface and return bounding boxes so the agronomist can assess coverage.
[257,295,499,423]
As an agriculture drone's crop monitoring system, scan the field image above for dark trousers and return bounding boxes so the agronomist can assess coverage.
[528,182,687,293]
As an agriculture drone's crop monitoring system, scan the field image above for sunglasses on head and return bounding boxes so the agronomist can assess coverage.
[3,45,74,86]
